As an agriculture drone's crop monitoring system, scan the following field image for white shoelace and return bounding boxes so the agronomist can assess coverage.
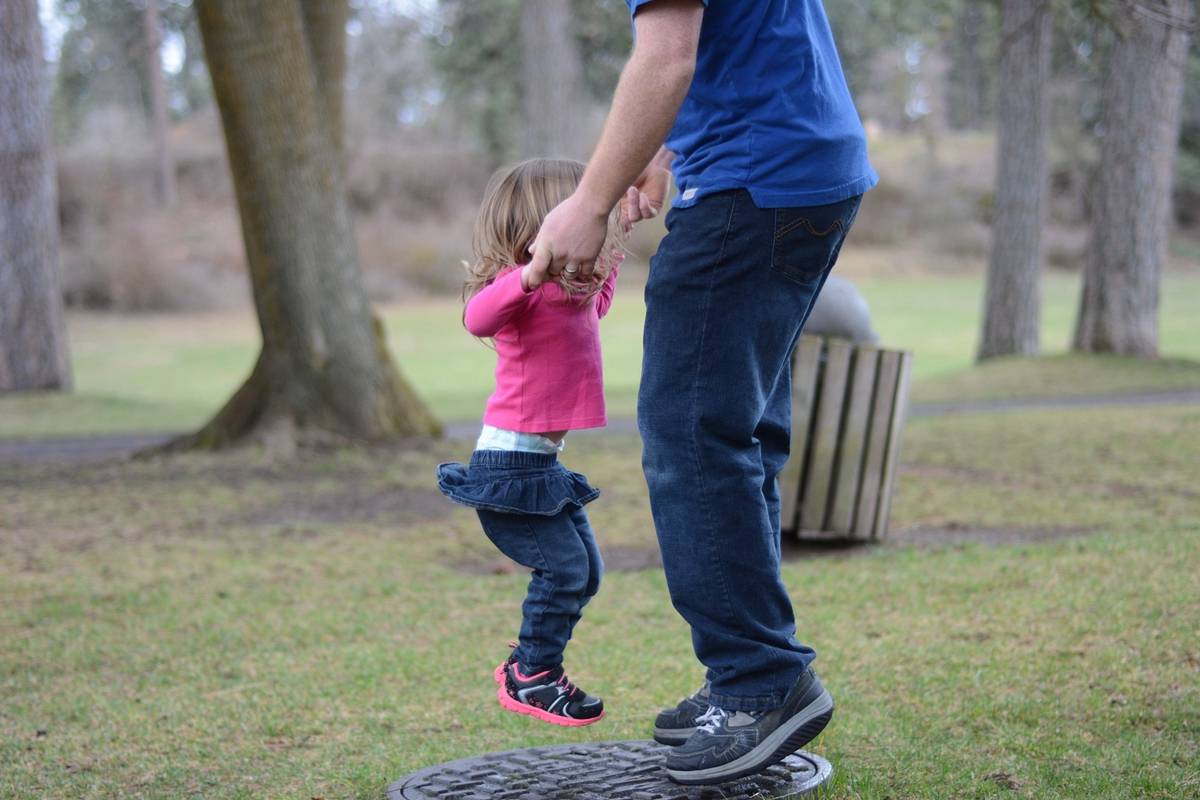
[696,705,729,734]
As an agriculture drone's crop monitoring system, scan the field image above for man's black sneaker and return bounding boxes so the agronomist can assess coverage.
[664,668,833,785]
[493,657,605,727]
[652,681,711,744]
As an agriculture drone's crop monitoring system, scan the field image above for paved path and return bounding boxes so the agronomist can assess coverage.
[906,389,1200,418]
[2,389,1197,465]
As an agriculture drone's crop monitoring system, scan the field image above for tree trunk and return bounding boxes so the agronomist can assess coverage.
[182,0,439,450]
[299,0,348,157]
[977,0,1053,361]
[0,0,72,392]
[519,0,586,159]
[1073,0,1192,356]
[144,0,176,207]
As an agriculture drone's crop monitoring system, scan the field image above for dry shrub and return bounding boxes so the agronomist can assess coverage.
[852,132,1092,271]
[347,143,490,299]
[1045,225,1086,270]
[62,208,242,312]
[171,111,233,196]
[850,179,912,246]
[57,118,248,313]
[847,132,994,250]
[936,220,992,260]
[57,150,157,234]
[346,144,490,219]
[356,210,476,299]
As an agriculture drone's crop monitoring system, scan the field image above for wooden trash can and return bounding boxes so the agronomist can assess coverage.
[778,335,913,542]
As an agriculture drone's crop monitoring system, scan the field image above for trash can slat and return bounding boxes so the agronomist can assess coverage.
[853,351,902,539]
[799,338,853,533]
[872,351,913,539]
[829,347,880,533]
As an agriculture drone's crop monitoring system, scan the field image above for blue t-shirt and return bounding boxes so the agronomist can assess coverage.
[627,0,877,208]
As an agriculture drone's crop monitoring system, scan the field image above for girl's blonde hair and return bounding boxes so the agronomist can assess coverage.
[464,158,622,303]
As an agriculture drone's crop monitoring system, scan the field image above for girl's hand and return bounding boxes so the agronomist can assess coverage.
[520,263,537,292]
[620,147,672,232]
[620,163,670,232]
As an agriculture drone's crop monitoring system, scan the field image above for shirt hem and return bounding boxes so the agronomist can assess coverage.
[482,414,608,433]
[673,170,879,210]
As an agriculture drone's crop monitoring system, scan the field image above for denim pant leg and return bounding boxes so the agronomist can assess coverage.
[756,265,838,562]
[477,507,593,669]
[639,189,861,712]
[564,507,604,643]
[757,357,793,565]
[758,209,855,560]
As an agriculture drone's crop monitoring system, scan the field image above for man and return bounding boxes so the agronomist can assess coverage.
[525,0,876,785]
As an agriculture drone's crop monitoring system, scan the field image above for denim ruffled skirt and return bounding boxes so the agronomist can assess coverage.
[436,449,600,516]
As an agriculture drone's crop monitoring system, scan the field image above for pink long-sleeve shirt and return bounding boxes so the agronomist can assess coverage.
[465,262,619,433]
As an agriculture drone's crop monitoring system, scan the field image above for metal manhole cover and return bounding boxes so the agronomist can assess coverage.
[387,739,832,799]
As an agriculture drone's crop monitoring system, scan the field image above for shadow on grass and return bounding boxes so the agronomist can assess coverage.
[456,522,1098,578]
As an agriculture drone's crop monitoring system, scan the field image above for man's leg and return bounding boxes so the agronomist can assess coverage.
[756,265,838,559]
[639,190,860,712]
[756,354,793,564]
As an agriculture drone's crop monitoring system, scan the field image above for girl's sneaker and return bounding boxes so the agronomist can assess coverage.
[493,655,605,727]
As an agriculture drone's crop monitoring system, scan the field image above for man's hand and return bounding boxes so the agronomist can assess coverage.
[525,193,611,287]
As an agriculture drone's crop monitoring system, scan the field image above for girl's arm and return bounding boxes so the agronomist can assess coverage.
[595,258,622,320]
[464,268,538,337]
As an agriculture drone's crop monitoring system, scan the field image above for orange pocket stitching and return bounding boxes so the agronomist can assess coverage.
[774,216,843,241]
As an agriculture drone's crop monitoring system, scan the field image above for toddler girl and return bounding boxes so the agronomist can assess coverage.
[437,158,623,727]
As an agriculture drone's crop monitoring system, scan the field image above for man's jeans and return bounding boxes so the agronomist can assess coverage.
[638,189,862,712]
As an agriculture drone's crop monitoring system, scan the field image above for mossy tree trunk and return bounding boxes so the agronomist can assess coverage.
[977,0,1052,361]
[0,0,72,392]
[1072,0,1192,357]
[180,0,439,450]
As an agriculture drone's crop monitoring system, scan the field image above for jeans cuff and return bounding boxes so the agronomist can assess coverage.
[706,688,787,713]
[515,645,562,672]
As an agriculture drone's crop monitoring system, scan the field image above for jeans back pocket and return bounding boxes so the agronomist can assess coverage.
[770,195,862,286]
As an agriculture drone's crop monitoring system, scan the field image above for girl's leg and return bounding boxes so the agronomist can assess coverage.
[477,507,591,669]
[565,506,604,642]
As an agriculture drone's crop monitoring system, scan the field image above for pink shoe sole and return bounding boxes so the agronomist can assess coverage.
[492,662,605,728]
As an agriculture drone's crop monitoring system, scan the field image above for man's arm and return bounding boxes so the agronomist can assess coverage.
[525,0,703,285]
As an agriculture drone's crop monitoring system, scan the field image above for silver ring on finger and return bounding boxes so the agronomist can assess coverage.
[564,263,579,275]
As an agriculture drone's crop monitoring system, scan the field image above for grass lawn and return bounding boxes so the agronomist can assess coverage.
[1,264,1198,439]
[2,402,1198,798]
